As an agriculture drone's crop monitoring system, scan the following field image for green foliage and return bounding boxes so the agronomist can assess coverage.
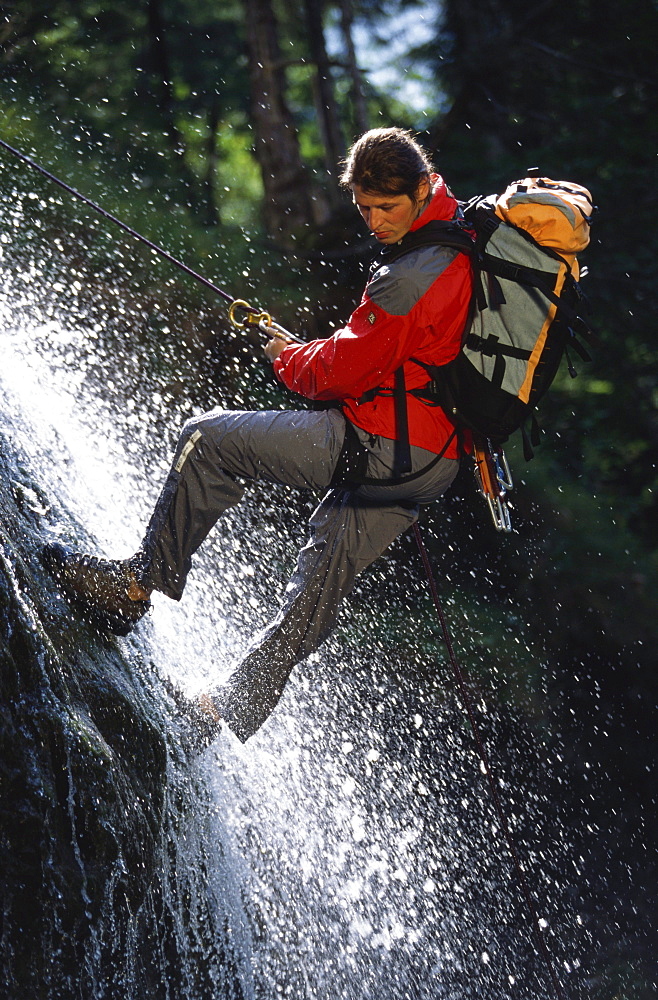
[2,6,657,989]
[3,1,435,230]
[3,0,252,222]
[428,0,658,644]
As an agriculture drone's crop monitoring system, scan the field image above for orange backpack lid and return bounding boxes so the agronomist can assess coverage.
[495,177,593,257]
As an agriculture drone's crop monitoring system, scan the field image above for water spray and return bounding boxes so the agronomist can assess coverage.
[413,521,567,1000]
[1,133,571,1000]
[0,137,303,345]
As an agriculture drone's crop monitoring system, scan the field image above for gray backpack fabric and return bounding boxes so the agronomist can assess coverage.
[419,177,595,454]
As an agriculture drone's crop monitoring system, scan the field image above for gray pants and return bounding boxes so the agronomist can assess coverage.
[136,408,458,741]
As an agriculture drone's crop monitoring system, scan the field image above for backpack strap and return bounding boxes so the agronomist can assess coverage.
[481,249,595,340]
[520,414,543,461]
[393,366,413,475]
[377,219,475,267]
[462,333,533,390]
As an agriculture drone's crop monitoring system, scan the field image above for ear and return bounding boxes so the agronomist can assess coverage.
[415,175,431,203]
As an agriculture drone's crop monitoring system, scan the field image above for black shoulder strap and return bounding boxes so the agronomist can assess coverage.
[377,219,475,268]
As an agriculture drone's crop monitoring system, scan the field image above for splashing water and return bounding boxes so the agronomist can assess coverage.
[0,188,593,1000]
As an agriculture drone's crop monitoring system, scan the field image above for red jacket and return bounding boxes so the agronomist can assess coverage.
[273,177,472,460]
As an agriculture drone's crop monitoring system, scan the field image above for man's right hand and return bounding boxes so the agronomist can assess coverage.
[264,336,292,363]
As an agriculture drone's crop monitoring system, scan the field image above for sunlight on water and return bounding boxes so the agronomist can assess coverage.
[0,194,585,1000]
[1,320,139,549]
[0,273,243,695]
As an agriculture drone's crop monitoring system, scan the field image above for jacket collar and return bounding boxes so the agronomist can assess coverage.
[409,173,458,232]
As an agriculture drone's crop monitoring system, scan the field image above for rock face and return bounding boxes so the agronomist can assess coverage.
[0,423,242,999]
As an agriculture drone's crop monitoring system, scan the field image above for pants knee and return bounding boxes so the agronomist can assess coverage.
[172,412,219,475]
[176,409,231,464]
[180,409,220,440]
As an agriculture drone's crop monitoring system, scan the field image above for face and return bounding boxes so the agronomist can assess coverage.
[351,178,430,244]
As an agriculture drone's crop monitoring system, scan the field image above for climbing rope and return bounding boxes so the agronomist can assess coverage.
[0,137,302,344]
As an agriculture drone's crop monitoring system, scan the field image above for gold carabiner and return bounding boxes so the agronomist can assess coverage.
[228,298,272,331]
[228,298,303,345]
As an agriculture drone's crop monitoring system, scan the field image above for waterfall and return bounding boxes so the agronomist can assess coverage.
[0,185,591,1000]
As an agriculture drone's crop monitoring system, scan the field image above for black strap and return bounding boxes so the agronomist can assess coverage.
[488,272,506,308]
[465,333,532,361]
[329,419,369,486]
[393,366,412,475]
[330,420,457,489]
[482,253,593,337]
[377,219,475,267]
[567,330,592,362]
[520,414,543,461]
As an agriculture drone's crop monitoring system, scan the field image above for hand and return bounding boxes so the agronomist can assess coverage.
[264,335,291,362]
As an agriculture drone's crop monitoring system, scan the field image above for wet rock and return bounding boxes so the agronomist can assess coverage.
[0,426,242,999]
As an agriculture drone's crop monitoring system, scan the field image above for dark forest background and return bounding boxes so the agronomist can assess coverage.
[1,3,657,994]
[3,0,656,646]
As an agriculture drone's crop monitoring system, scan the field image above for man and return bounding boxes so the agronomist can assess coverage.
[44,127,473,748]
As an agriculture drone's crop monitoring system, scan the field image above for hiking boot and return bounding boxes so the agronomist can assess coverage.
[163,679,222,755]
[43,542,150,637]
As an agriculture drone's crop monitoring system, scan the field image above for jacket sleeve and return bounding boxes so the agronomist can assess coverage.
[273,251,469,401]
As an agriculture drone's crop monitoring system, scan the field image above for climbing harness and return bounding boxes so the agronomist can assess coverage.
[412,521,567,1000]
[0,137,302,346]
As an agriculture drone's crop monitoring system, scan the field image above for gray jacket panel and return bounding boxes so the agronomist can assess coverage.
[366,244,461,317]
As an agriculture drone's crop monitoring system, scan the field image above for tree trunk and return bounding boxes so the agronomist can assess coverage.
[203,96,221,227]
[304,0,345,202]
[146,0,202,211]
[339,0,369,137]
[146,0,182,154]
[243,0,315,241]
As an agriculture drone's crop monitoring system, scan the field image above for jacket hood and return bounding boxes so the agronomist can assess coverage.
[409,173,458,230]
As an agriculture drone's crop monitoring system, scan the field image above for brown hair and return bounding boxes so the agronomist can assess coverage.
[340,127,434,202]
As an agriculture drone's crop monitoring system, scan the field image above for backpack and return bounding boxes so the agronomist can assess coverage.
[419,176,595,455]
[342,176,595,530]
